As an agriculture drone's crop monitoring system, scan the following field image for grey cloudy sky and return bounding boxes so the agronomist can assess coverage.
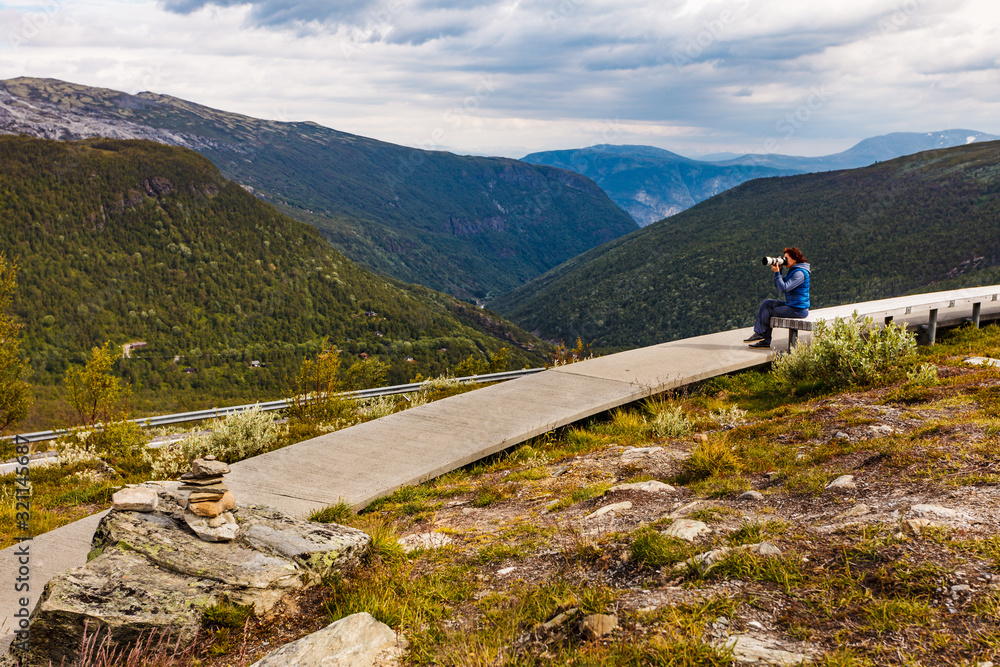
[2,0,999,157]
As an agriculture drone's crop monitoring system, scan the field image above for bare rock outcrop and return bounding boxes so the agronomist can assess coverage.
[13,485,370,667]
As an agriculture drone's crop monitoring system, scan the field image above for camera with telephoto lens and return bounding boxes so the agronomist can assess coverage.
[761,256,786,267]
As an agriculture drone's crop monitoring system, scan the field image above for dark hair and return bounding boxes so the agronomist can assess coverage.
[783,247,806,263]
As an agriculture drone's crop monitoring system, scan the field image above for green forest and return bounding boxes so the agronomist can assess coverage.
[2,78,639,301]
[0,136,548,421]
[495,141,1000,348]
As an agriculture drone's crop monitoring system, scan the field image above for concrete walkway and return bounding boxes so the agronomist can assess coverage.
[4,283,999,650]
[224,326,777,515]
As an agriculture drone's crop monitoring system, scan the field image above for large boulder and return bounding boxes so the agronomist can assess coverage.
[14,485,371,667]
[250,612,404,667]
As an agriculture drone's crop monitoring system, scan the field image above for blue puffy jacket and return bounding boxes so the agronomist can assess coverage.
[774,262,810,310]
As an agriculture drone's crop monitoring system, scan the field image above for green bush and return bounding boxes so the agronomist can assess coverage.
[771,314,917,389]
[643,397,693,438]
[146,404,281,478]
[905,363,939,387]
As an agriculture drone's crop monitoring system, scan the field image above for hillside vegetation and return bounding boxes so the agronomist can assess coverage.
[496,141,1000,348]
[0,77,638,300]
[0,136,547,417]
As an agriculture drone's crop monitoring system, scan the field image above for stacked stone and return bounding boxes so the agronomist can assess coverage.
[181,455,238,542]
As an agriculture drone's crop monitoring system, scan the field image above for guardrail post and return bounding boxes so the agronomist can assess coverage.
[927,308,938,345]
[973,302,982,328]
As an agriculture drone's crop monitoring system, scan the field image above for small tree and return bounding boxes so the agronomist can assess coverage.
[0,254,32,435]
[61,341,143,459]
[65,341,131,426]
[287,339,352,424]
[547,338,592,367]
[455,347,510,377]
[345,357,389,391]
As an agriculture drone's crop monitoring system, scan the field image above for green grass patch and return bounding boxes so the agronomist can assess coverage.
[629,527,696,568]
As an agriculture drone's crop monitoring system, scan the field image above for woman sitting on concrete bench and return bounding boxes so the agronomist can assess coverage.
[745,247,811,349]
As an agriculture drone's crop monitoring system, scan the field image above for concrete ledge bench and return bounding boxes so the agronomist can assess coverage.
[771,317,813,347]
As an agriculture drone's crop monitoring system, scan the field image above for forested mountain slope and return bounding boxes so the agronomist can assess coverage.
[0,137,546,404]
[495,142,1000,348]
[0,77,638,300]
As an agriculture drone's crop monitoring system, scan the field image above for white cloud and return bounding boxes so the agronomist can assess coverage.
[1,0,999,156]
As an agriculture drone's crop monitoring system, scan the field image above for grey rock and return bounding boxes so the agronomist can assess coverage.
[901,518,939,535]
[685,547,731,570]
[834,503,870,520]
[610,480,677,494]
[585,501,632,520]
[190,456,231,477]
[18,490,370,667]
[399,532,454,553]
[748,542,781,556]
[910,504,974,521]
[177,475,225,487]
[184,509,240,542]
[964,357,1000,368]
[721,634,813,665]
[145,480,189,506]
[580,614,617,639]
[662,519,710,541]
[112,487,159,512]
[620,446,663,462]
[250,612,403,667]
[826,474,856,491]
[737,491,764,501]
[180,481,229,494]
[23,548,216,667]
[542,607,580,630]
[238,506,372,579]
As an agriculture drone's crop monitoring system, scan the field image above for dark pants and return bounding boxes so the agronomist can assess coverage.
[754,300,808,343]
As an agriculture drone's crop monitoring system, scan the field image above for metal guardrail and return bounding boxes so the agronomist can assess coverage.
[3,368,545,445]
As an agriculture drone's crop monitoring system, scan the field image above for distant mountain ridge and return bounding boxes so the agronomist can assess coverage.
[521,144,798,226]
[0,77,637,300]
[524,130,999,226]
[717,129,1000,172]
[496,141,1000,348]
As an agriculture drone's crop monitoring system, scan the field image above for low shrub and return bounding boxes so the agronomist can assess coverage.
[679,438,741,482]
[709,404,748,429]
[146,405,282,478]
[644,397,693,438]
[771,314,917,389]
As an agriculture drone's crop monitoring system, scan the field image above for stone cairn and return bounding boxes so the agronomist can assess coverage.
[179,455,238,542]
